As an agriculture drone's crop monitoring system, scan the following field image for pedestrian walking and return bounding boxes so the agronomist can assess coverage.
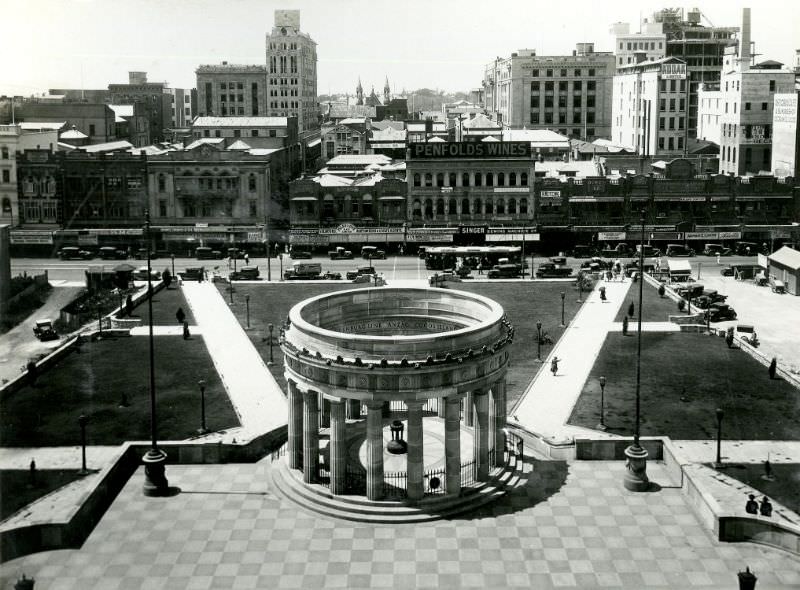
[182,320,191,340]
[745,494,759,514]
[759,496,773,517]
[244,252,250,265]
[716,253,721,265]
[599,286,607,302]
[175,307,186,324]
[550,357,560,376]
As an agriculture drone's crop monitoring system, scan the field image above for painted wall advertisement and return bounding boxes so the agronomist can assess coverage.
[772,93,797,177]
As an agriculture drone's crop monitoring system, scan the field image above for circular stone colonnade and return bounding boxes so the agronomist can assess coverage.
[278,287,513,509]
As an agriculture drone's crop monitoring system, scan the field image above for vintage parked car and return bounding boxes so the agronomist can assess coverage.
[133,266,160,281]
[328,246,354,260]
[289,250,312,259]
[702,243,732,257]
[230,266,260,281]
[676,284,705,299]
[488,263,523,279]
[227,248,247,260]
[536,262,572,278]
[720,266,735,277]
[58,246,94,260]
[98,246,128,260]
[361,246,386,260]
[665,244,695,257]
[571,245,595,258]
[346,266,376,281]
[321,270,342,280]
[770,277,786,293]
[195,247,223,260]
[706,303,738,322]
[33,319,59,341]
[179,267,205,281]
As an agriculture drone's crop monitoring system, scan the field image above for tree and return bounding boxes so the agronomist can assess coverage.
[725,329,734,349]
[125,294,133,317]
[162,268,172,289]
[768,357,777,379]
[678,298,686,312]
[628,302,635,318]
[658,284,666,298]
[622,315,629,335]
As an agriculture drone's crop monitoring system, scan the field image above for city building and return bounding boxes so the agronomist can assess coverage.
[190,116,298,147]
[196,63,268,118]
[368,126,406,159]
[610,7,739,138]
[320,118,370,162]
[108,71,172,143]
[611,57,690,157]
[718,48,796,176]
[167,87,197,128]
[0,126,60,227]
[265,10,318,131]
[17,102,119,144]
[610,20,667,68]
[482,44,615,140]
[697,83,723,144]
[109,104,150,147]
[406,141,535,227]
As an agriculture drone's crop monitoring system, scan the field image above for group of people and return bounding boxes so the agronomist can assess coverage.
[745,494,773,517]
[604,260,626,282]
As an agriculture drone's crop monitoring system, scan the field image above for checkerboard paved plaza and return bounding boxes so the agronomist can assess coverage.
[3,458,799,590]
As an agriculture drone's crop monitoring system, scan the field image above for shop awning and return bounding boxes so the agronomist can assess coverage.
[291,196,318,201]
[379,195,405,201]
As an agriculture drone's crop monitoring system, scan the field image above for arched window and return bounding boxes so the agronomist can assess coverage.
[412,199,422,218]
[413,173,421,187]
[157,174,166,192]
[509,172,517,186]
[424,199,434,218]
[496,199,505,215]
[462,172,470,187]
[448,198,457,214]
[1,197,11,213]
[474,198,482,215]
[436,173,444,187]
[474,173,482,187]
[424,173,432,187]
[486,172,494,186]
[449,172,457,186]
[436,199,445,215]
[520,198,528,214]
[508,198,517,214]
[498,172,505,186]
[461,198,470,214]
[521,172,528,186]
[248,174,257,192]
[485,199,493,214]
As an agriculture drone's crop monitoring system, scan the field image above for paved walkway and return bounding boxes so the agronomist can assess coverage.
[3,460,798,589]
[129,325,203,336]
[512,279,633,439]
[181,282,287,441]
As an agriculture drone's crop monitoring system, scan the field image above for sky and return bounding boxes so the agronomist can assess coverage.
[3,0,798,97]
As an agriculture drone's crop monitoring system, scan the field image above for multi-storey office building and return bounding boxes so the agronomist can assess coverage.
[612,57,690,157]
[482,44,615,140]
[265,10,318,131]
[167,88,197,128]
[196,63,268,118]
[717,50,796,176]
[406,141,535,226]
[108,71,172,143]
[1,127,59,227]
[610,20,667,69]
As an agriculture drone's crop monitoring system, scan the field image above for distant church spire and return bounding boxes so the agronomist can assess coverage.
[383,76,390,105]
[356,77,363,106]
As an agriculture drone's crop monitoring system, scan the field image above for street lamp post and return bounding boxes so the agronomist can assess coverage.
[714,408,724,468]
[597,376,607,431]
[577,271,584,303]
[97,305,103,338]
[624,208,649,491]
[267,323,275,365]
[279,254,284,281]
[229,282,234,305]
[78,414,89,475]
[536,320,542,361]
[197,379,209,435]
[170,254,175,278]
[245,294,251,329]
[560,291,566,327]
[142,209,168,496]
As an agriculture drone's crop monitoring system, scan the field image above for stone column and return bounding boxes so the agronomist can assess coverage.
[287,381,303,470]
[347,399,361,420]
[406,400,424,502]
[463,391,474,427]
[473,390,490,481]
[329,399,347,495]
[492,380,507,466]
[302,390,319,484]
[365,401,385,501]
[318,392,330,429]
[444,395,462,496]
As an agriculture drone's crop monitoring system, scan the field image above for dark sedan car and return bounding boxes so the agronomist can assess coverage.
[706,303,737,322]
[290,250,313,259]
[720,266,735,277]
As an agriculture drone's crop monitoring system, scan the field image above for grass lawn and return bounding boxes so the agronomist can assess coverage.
[712,463,800,514]
[223,281,584,409]
[0,336,238,446]
[614,280,681,323]
[0,469,83,520]
[568,332,800,440]
[129,286,195,325]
